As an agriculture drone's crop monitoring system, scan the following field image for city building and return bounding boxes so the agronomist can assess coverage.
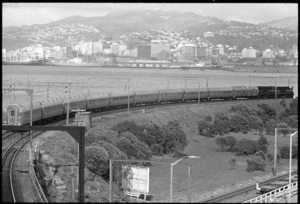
[242,47,256,58]
[263,49,275,58]
[111,43,120,54]
[179,44,196,62]
[137,44,151,59]
[150,42,170,60]
[292,44,298,59]
[203,32,215,38]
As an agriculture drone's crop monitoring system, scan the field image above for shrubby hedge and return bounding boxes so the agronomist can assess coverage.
[246,157,266,172]
[235,138,259,155]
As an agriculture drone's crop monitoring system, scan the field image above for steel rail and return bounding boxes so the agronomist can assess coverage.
[199,171,298,203]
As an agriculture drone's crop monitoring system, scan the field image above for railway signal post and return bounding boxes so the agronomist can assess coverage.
[288,131,298,203]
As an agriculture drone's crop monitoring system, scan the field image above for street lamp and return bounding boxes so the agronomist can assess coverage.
[288,131,297,203]
[170,155,200,202]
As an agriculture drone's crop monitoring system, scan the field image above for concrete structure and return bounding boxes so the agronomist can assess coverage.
[263,49,275,58]
[242,47,257,58]
[203,31,215,38]
[111,43,119,54]
[292,44,298,59]
[137,44,151,59]
[150,42,170,60]
[179,44,196,61]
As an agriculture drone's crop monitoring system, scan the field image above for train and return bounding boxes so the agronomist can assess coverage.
[2,86,294,126]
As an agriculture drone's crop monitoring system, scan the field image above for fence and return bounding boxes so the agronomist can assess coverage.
[243,181,298,203]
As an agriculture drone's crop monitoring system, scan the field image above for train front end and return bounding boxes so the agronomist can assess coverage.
[5,104,21,125]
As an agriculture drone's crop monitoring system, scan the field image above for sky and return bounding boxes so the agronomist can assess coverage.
[3,3,298,27]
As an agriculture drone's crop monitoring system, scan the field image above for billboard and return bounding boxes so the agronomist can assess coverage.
[122,165,150,196]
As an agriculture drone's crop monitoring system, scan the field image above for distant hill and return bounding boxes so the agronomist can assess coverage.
[2,10,298,51]
[260,16,298,30]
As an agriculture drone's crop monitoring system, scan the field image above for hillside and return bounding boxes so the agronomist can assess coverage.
[260,16,298,30]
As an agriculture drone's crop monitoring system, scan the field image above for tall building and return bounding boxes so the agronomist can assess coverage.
[83,41,93,55]
[179,44,196,61]
[111,43,119,54]
[137,44,151,59]
[92,42,101,54]
[151,42,170,59]
[242,47,256,58]
[293,44,298,59]
[195,46,206,59]
[263,49,275,58]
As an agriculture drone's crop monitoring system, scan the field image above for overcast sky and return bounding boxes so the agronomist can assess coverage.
[3,3,298,27]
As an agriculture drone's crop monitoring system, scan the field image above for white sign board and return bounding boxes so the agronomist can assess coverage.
[122,165,150,195]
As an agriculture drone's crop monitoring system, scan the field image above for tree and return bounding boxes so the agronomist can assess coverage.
[215,137,228,151]
[228,113,249,134]
[257,136,269,153]
[162,121,188,156]
[226,136,237,152]
[257,103,277,121]
[265,119,277,135]
[281,115,298,128]
[277,122,290,137]
[235,138,259,155]
[198,120,213,137]
[85,146,110,176]
[280,99,287,108]
[116,132,152,160]
[248,115,264,134]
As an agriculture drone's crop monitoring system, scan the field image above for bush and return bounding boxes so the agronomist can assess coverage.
[235,138,259,155]
[229,158,237,170]
[257,136,269,153]
[265,119,277,135]
[212,118,230,135]
[85,146,110,176]
[255,151,267,160]
[280,99,287,108]
[215,137,228,151]
[228,113,249,134]
[116,132,152,160]
[246,157,266,172]
[226,136,237,152]
[204,115,212,122]
[248,115,264,133]
[279,144,298,159]
[277,122,291,137]
[281,115,298,128]
[198,120,213,137]
[257,103,277,121]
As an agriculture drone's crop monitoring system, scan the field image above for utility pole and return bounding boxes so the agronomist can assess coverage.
[66,77,71,125]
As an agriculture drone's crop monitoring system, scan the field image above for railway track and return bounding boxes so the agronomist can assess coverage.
[1,97,295,202]
[199,171,298,203]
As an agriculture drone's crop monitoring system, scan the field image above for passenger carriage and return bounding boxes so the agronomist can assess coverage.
[63,94,87,114]
[183,88,208,101]
[86,92,110,110]
[158,89,185,103]
[109,91,135,107]
[6,102,43,125]
[207,87,235,100]
[232,86,254,99]
[134,90,159,105]
[36,97,65,120]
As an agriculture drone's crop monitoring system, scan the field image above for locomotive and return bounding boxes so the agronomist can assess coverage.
[2,86,294,126]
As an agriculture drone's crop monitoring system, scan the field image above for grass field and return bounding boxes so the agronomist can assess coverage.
[34,99,297,202]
